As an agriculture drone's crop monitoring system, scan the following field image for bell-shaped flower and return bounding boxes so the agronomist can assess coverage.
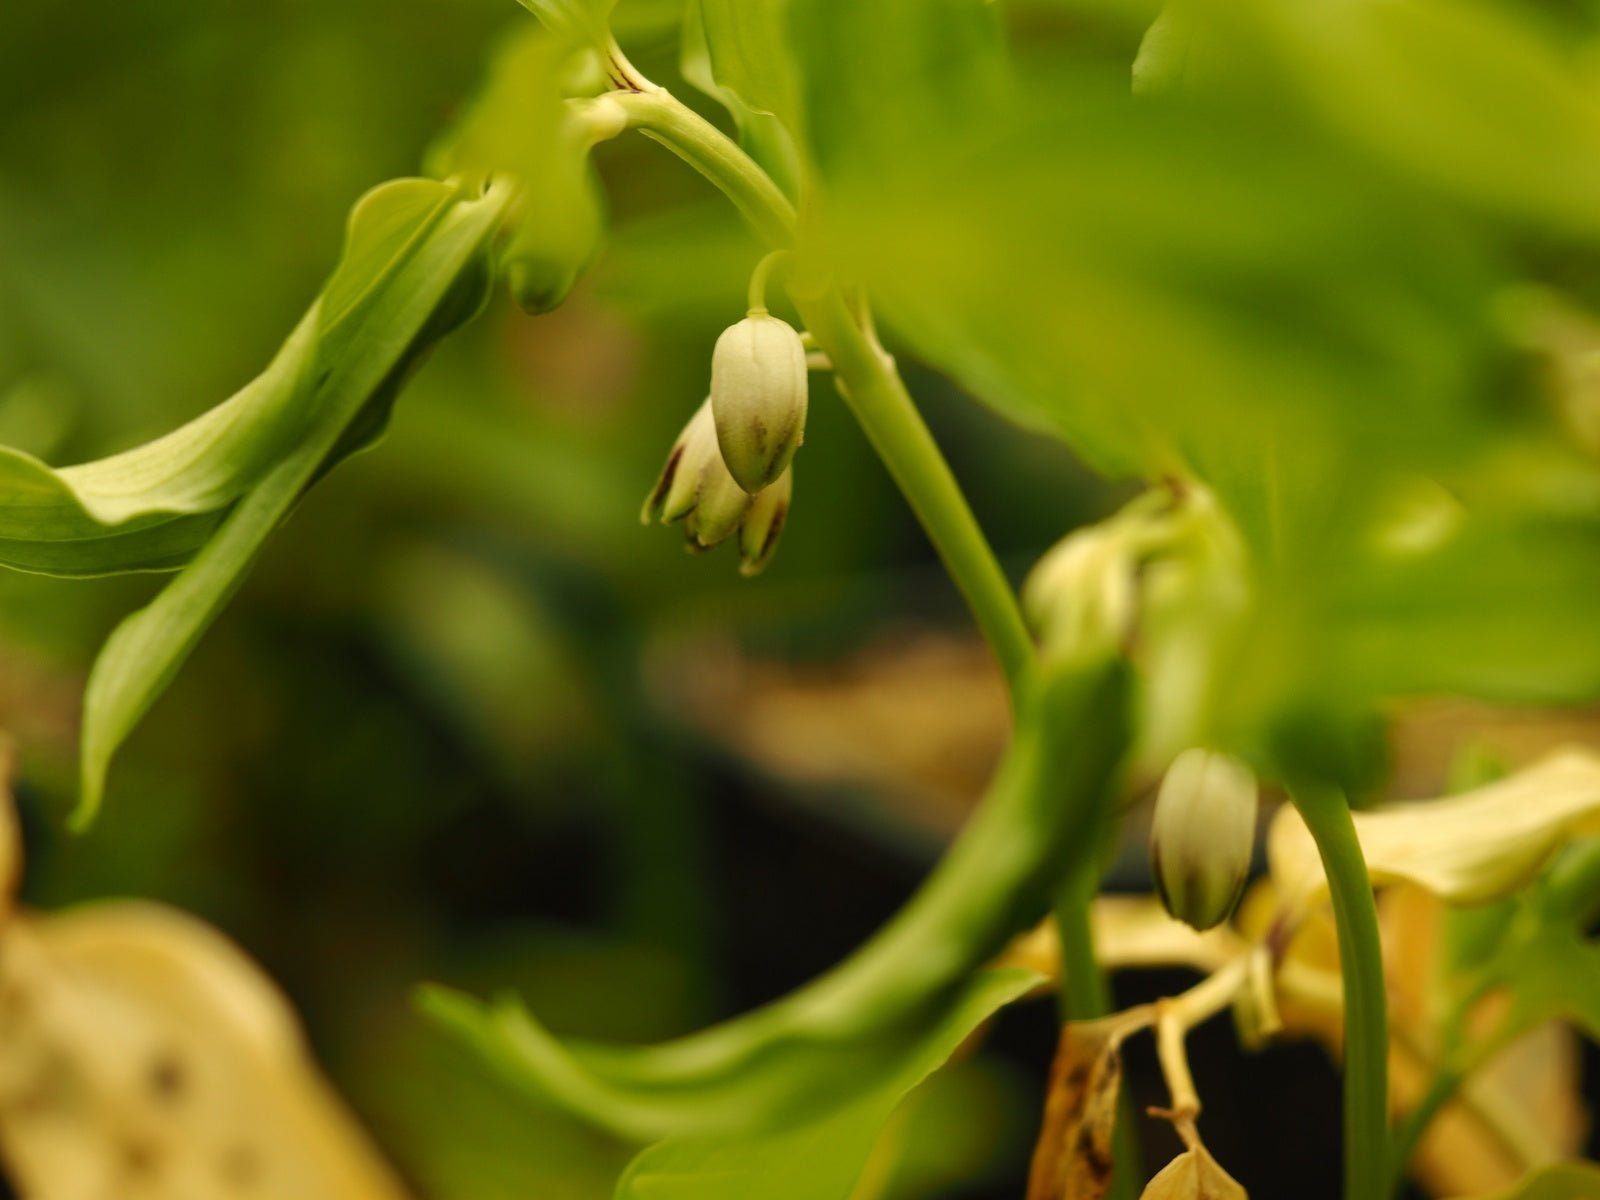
[710,313,808,493]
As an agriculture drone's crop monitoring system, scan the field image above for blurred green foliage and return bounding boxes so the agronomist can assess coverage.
[0,1,1108,1195]
[7,0,1600,1195]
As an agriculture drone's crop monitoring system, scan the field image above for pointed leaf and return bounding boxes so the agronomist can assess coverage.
[74,177,508,825]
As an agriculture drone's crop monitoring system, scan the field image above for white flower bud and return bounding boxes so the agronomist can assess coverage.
[738,467,792,577]
[641,398,754,551]
[1150,749,1258,931]
[710,313,808,494]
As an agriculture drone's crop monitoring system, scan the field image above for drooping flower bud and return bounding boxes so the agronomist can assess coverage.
[1150,749,1258,931]
[1023,522,1141,660]
[503,177,603,316]
[710,313,808,494]
[738,467,792,577]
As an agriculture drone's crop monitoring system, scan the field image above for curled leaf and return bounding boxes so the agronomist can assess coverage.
[1026,1019,1131,1200]
[72,177,508,825]
[424,656,1132,1143]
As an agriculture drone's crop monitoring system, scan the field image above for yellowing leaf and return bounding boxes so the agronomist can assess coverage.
[1268,749,1600,908]
[1139,1144,1247,1199]
[0,737,17,924]
[0,902,411,1200]
[0,766,410,1199]
[998,897,1243,981]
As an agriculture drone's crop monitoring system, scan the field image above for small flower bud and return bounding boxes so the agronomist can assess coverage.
[1150,749,1258,931]
[641,398,754,550]
[503,181,602,316]
[738,467,792,577]
[710,313,808,493]
[1023,524,1139,658]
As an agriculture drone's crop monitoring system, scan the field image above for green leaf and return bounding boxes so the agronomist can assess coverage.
[1476,1162,1600,1200]
[73,176,508,826]
[420,657,1130,1142]
[789,0,1502,503]
[420,969,1040,1199]
[682,0,802,193]
[514,0,617,47]
[0,309,320,576]
[612,968,1040,1200]
[1496,925,1600,1045]
[1332,507,1600,706]
[1201,0,1600,237]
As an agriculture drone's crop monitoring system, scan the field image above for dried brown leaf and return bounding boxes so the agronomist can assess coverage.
[1027,1019,1129,1200]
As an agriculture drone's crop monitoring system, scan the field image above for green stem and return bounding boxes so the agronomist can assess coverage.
[746,248,789,314]
[618,91,796,249]
[1054,858,1141,1200]
[615,88,1035,699]
[1055,863,1112,1021]
[791,289,1035,694]
[1291,781,1389,1200]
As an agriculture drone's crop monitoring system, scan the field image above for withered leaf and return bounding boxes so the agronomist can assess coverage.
[0,762,410,1200]
[1268,749,1600,909]
[1027,1019,1128,1200]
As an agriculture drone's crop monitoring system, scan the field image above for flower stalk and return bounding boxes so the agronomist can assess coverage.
[1289,780,1390,1200]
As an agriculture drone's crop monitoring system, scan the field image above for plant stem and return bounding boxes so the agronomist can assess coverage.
[791,288,1036,694]
[1055,864,1111,1021]
[615,88,1036,698]
[746,249,789,314]
[1290,781,1389,1200]
[1054,858,1141,1200]
[617,91,796,249]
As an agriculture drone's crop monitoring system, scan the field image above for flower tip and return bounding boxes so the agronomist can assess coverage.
[738,469,792,577]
